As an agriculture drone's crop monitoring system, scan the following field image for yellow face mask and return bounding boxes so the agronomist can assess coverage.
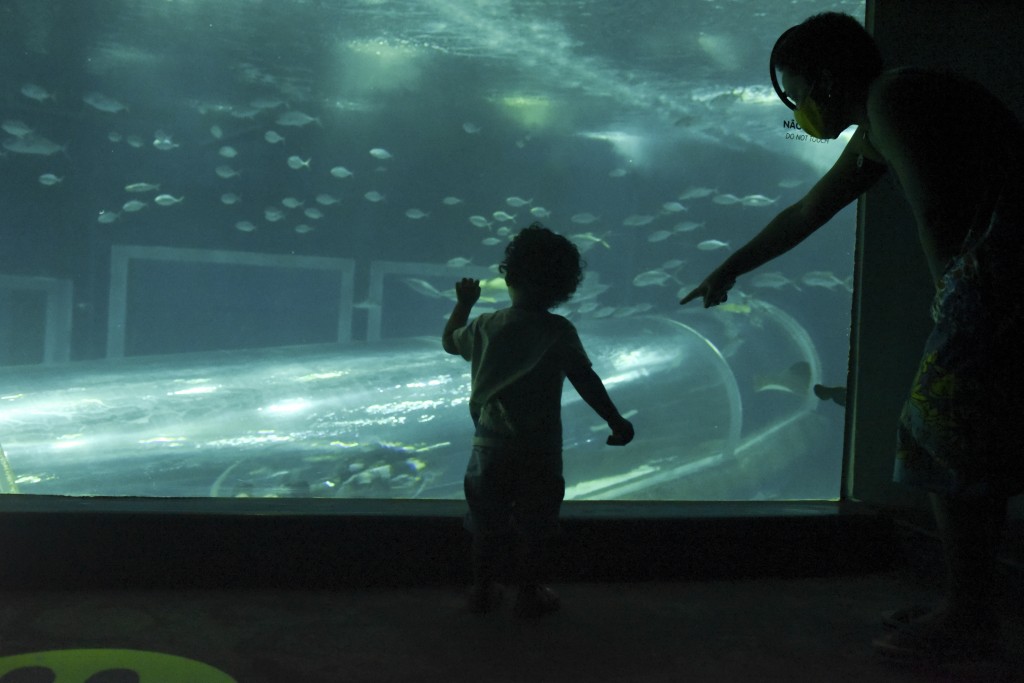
[794,95,827,139]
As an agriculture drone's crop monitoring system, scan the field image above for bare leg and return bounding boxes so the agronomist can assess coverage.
[875,492,1007,659]
[930,491,1007,627]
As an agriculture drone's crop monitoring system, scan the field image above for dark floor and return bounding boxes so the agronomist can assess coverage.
[1,569,1022,682]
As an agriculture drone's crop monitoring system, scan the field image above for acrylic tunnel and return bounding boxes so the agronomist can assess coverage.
[0,299,836,501]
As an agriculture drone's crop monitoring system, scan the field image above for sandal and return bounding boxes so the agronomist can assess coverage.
[873,615,1003,664]
[881,604,933,630]
[514,585,560,618]
[467,582,504,614]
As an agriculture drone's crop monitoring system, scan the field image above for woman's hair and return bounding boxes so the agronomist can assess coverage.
[772,12,883,92]
[499,223,584,309]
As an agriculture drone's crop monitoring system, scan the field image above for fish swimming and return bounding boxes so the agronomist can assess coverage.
[276,111,319,127]
[697,239,729,251]
[38,173,62,186]
[264,130,285,144]
[3,135,64,156]
[287,156,311,170]
[623,214,657,227]
[711,193,741,205]
[364,191,385,202]
[125,182,160,193]
[21,83,54,102]
[405,209,429,219]
[506,196,532,207]
[632,270,676,287]
[1,120,33,137]
[330,166,353,178]
[402,278,445,299]
[369,147,392,159]
[154,194,183,206]
[468,215,491,228]
[83,93,127,113]
[570,213,600,225]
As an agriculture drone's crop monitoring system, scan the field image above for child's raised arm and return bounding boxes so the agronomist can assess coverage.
[442,278,481,355]
[566,367,635,446]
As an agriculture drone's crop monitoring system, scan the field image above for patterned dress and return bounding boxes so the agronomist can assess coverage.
[895,176,1024,498]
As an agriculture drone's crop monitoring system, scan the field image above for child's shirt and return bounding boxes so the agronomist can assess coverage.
[450,307,591,450]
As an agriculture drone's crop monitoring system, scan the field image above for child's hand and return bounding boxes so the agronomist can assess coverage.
[455,278,481,306]
[606,416,634,446]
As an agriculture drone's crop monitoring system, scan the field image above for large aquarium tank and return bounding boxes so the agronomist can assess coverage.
[0,0,864,501]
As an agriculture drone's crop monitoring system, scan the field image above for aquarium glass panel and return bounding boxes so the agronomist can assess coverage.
[0,0,864,501]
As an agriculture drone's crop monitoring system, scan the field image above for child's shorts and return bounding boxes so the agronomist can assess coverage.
[463,444,565,540]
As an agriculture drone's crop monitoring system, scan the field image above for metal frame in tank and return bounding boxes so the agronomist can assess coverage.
[0,274,73,364]
[106,245,356,358]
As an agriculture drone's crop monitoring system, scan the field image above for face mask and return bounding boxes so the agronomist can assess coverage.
[794,95,827,139]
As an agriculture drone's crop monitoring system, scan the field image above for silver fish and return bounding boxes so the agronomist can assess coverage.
[678,186,716,200]
[468,215,490,228]
[632,270,674,287]
[154,194,183,206]
[711,193,741,205]
[276,111,319,127]
[571,213,599,225]
[235,221,257,233]
[402,278,445,299]
[220,193,241,205]
[287,156,310,170]
[304,207,324,220]
[84,92,127,113]
[21,83,54,102]
[505,196,532,207]
[1,120,33,137]
[264,130,285,144]
[442,196,463,205]
[294,224,315,234]
[697,239,730,251]
[315,194,340,206]
[38,173,62,186]
[405,208,429,219]
[492,211,516,222]
[125,182,159,193]
[369,148,392,159]
[122,200,147,212]
[751,272,798,290]
[3,135,63,156]
[741,194,778,207]
[218,146,238,158]
[623,214,656,227]
[330,166,354,179]
[215,165,240,179]
[364,191,385,202]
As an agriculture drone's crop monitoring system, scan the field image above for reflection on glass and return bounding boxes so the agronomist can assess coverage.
[0,0,864,501]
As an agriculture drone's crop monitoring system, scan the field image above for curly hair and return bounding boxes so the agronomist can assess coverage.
[772,12,883,93]
[499,223,585,309]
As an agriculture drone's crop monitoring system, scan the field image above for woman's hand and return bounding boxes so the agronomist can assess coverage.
[679,268,736,308]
